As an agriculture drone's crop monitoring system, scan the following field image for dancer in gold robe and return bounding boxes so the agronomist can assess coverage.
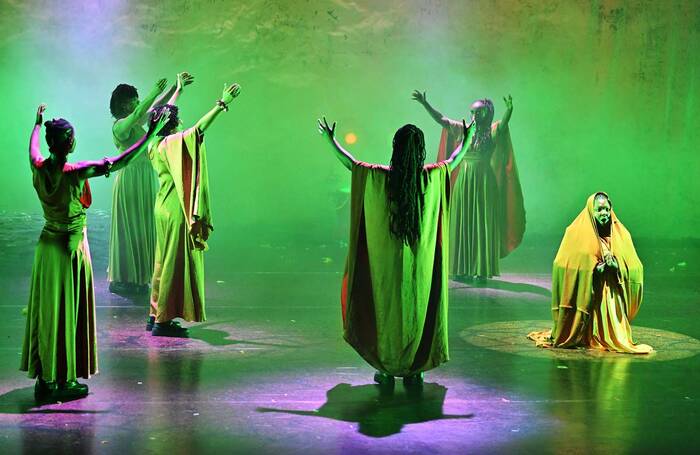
[528,192,652,354]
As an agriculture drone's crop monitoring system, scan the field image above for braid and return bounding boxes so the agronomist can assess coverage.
[387,124,427,246]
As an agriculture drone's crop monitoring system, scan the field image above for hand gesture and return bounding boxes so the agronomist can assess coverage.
[503,94,513,111]
[412,89,427,105]
[148,106,171,135]
[177,72,195,91]
[35,103,47,126]
[317,117,336,142]
[604,253,618,270]
[221,83,241,105]
[596,261,606,274]
[462,118,474,137]
[150,78,168,97]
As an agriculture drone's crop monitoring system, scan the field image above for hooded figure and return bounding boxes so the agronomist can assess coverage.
[528,192,652,354]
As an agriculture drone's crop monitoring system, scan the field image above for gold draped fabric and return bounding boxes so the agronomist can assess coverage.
[528,193,652,354]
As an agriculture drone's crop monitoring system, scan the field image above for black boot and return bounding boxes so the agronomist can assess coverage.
[146,315,156,331]
[152,320,190,338]
[403,372,424,387]
[53,380,89,401]
[373,371,395,387]
[34,378,54,402]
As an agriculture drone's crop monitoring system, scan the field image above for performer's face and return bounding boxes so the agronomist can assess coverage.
[470,101,489,124]
[593,197,611,227]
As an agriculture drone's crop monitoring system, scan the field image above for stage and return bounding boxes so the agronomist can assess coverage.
[0,212,698,453]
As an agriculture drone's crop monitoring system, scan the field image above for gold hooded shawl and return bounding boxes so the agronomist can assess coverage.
[529,193,650,353]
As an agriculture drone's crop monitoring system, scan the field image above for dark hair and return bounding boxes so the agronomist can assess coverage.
[478,98,495,124]
[151,104,179,137]
[110,84,139,118]
[387,124,426,246]
[44,118,74,156]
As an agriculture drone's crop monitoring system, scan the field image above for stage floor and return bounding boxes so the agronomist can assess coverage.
[0,212,698,453]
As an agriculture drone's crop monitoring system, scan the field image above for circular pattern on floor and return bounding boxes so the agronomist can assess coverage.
[461,320,700,362]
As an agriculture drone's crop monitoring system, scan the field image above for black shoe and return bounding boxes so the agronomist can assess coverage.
[34,378,55,402]
[152,320,190,338]
[53,380,89,401]
[146,316,156,331]
[373,371,395,387]
[475,276,487,284]
[109,281,137,296]
[403,372,424,387]
[135,284,150,296]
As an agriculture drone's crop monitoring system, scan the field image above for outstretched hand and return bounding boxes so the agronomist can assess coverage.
[503,94,513,111]
[317,117,336,141]
[177,72,195,90]
[221,83,241,104]
[411,89,427,105]
[462,118,474,137]
[148,106,171,135]
[150,78,168,97]
[35,104,46,126]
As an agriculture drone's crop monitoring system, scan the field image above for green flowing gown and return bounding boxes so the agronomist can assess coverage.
[149,127,212,322]
[436,120,525,278]
[449,132,501,278]
[21,162,98,382]
[341,161,451,377]
[108,123,158,286]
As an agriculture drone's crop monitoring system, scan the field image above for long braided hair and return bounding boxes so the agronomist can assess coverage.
[387,124,426,246]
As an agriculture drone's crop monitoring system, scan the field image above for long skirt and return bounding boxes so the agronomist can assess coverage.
[150,192,206,322]
[528,283,652,354]
[449,158,501,277]
[108,153,157,286]
[21,227,98,382]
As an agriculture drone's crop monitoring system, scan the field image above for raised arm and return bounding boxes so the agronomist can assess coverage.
[195,83,241,133]
[318,117,357,171]
[113,78,167,142]
[444,119,472,173]
[497,94,513,134]
[158,72,195,108]
[72,108,171,180]
[29,104,47,167]
[412,90,453,128]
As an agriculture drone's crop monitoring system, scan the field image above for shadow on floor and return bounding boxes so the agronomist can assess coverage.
[257,382,473,437]
[453,277,551,297]
[0,387,106,414]
[188,321,306,349]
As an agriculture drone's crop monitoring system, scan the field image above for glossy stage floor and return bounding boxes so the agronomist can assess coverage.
[0,211,698,453]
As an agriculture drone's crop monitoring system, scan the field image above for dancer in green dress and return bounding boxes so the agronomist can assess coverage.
[22,104,170,402]
[146,83,241,337]
[413,91,525,281]
[108,72,194,295]
[318,117,470,386]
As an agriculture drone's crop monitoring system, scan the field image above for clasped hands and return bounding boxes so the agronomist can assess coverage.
[596,253,618,274]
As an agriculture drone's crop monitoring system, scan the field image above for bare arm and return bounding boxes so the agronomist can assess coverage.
[444,120,472,173]
[195,83,241,133]
[412,90,453,128]
[113,78,168,142]
[318,117,357,171]
[161,72,195,107]
[29,104,46,167]
[72,108,171,180]
[497,94,513,134]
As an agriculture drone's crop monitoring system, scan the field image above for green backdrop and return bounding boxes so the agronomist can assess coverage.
[0,0,697,249]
